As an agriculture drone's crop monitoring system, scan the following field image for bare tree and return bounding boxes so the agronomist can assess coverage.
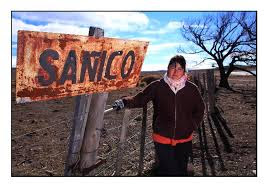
[179,12,256,89]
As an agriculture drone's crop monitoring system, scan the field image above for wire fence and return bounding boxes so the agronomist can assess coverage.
[89,103,155,176]
[12,100,155,176]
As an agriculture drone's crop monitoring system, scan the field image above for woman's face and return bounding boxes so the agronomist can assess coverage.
[167,63,185,80]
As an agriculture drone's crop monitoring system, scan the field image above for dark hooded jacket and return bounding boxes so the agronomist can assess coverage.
[122,78,205,140]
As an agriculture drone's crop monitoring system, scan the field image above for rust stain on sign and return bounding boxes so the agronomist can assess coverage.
[16,30,149,103]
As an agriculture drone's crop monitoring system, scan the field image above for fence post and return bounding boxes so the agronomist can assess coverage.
[138,104,147,176]
[115,109,131,176]
[206,69,215,114]
[64,27,106,176]
[79,27,109,172]
[202,73,209,118]
[196,72,201,90]
[197,71,200,86]
[64,88,92,175]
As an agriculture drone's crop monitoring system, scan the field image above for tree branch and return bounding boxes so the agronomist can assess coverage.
[233,66,256,76]
[191,57,214,67]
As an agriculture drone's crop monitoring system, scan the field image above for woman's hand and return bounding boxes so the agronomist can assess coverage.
[112,99,125,111]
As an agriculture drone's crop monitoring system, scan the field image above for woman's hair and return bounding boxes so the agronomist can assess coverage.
[168,55,186,71]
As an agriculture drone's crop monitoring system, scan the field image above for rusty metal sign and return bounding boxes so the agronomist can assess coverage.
[16,30,149,103]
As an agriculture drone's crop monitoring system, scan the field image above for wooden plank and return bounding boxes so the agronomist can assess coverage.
[64,94,92,176]
[206,69,215,114]
[16,30,149,103]
[79,92,108,172]
[115,109,131,176]
[202,73,209,117]
[64,27,104,176]
[138,104,147,176]
[79,27,109,173]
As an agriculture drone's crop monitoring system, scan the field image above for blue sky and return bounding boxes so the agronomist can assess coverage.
[12,11,232,71]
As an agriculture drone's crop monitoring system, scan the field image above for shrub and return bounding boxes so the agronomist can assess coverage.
[139,82,146,87]
[139,75,161,86]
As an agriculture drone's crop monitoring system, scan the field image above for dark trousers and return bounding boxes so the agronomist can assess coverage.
[154,141,192,176]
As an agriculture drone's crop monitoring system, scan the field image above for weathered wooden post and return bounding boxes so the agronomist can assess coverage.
[206,69,215,114]
[79,92,108,172]
[138,104,147,176]
[202,73,209,117]
[197,71,200,87]
[115,109,131,176]
[64,95,92,176]
[196,71,202,91]
[79,27,109,172]
[64,27,106,176]
[190,70,196,84]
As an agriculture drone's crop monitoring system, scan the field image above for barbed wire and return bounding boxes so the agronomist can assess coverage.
[98,115,154,159]
[105,104,153,132]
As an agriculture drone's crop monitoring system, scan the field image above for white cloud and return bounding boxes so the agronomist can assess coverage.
[13,12,149,33]
[93,12,149,32]
[166,21,184,30]
[11,12,150,68]
[12,12,150,43]
[147,42,183,54]
[142,21,184,35]
[12,18,90,42]
[148,18,161,29]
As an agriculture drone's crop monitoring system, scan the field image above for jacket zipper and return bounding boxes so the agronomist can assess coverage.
[172,92,177,142]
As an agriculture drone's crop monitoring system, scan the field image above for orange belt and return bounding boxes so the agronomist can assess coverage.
[153,133,193,146]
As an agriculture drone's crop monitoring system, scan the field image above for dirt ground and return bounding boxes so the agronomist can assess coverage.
[11,69,256,176]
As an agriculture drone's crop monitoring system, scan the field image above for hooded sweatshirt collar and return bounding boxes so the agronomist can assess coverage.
[163,73,187,94]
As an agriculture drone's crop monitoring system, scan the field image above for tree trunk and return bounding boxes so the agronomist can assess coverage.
[217,61,232,89]
[219,75,231,89]
[226,61,235,78]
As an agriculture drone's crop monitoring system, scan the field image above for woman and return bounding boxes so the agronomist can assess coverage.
[113,55,205,176]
